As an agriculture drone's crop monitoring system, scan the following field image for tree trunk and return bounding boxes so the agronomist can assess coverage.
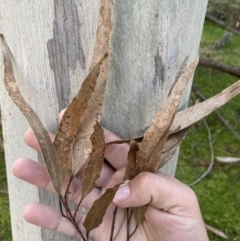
[0,0,208,240]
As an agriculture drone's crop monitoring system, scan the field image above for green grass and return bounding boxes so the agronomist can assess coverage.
[0,131,11,240]
[176,19,240,240]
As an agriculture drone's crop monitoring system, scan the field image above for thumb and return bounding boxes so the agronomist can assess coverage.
[113,172,200,217]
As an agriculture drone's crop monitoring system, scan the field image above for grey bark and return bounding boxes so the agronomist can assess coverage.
[0,0,208,240]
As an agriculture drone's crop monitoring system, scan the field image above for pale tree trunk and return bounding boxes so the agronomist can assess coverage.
[0,0,208,240]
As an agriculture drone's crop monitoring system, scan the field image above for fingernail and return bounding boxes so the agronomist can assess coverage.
[113,184,130,203]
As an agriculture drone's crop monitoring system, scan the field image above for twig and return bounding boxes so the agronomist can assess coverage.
[129,225,138,239]
[110,207,118,241]
[0,190,8,195]
[60,176,87,241]
[212,32,232,50]
[199,57,240,78]
[205,13,240,36]
[192,84,240,142]
[126,208,133,240]
[205,223,228,239]
[188,118,214,187]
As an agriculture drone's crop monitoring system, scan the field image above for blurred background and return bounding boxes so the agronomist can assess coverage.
[1,0,240,240]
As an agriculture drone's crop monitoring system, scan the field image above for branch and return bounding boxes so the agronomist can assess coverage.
[188,118,214,187]
[213,32,232,50]
[205,224,228,239]
[205,13,240,36]
[199,57,240,78]
[0,190,8,195]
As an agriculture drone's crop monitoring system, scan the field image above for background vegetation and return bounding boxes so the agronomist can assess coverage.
[177,1,240,239]
[0,0,240,240]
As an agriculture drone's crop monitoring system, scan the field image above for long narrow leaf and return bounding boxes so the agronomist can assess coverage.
[1,34,62,194]
[53,55,107,185]
[136,57,199,173]
[170,80,240,133]
[159,127,190,168]
[83,183,122,237]
[81,122,105,201]
[124,140,139,180]
[72,0,113,175]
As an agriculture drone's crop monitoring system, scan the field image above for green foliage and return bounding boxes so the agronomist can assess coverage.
[0,149,11,240]
[176,19,240,240]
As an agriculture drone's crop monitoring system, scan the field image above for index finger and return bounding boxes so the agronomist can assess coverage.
[24,127,129,171]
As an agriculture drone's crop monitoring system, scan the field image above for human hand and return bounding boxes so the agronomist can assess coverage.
[12,115,209,241]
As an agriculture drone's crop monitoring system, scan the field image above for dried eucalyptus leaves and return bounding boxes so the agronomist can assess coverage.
[1,0,240,240]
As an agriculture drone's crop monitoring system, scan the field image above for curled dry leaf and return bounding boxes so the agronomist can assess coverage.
[170,80,240,134]
[0,34,62,194]
[81,122,105,202]
[133,205,148,225]
[136,57,199,173]
[72,59,108,175]
[72,0,113,176]
[146,126,170,173]
[167,56,189,96]
[124,140,139,180]
[83,183,122,237]
[90,0,113,68]
[159,127,190,168]
[54,55,107,185]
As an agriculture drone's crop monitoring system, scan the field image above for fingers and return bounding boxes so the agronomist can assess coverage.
[58,109,66,123]
[12,158,100,209]
[113,171,201,218]
[23,203,124,241]
[24,128,55,152]
[23,203,84,237]
[24,127,129,170]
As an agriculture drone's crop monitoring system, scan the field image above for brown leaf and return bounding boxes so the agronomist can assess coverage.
[146,126,170,173]
[170,80,240,134]
[81,122,105,201]
[90,0,113,68]
[167,56,189,96]
[174,56,189,83]
[159,127,190,168]
[124,140,139,180]
[53,55,107,185]
[83,183,122,237]
[0,34,62,194]
[163,127,190,153]
[72,0,113,175]
[136,57,199,173]
[133,205,147,225]
[72,63,108,175]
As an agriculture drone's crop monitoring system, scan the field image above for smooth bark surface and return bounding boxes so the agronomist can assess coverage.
[0,0,208,240]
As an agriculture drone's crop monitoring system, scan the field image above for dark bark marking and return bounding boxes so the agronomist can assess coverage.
[153,48,165,88]
[47,0,86,111]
